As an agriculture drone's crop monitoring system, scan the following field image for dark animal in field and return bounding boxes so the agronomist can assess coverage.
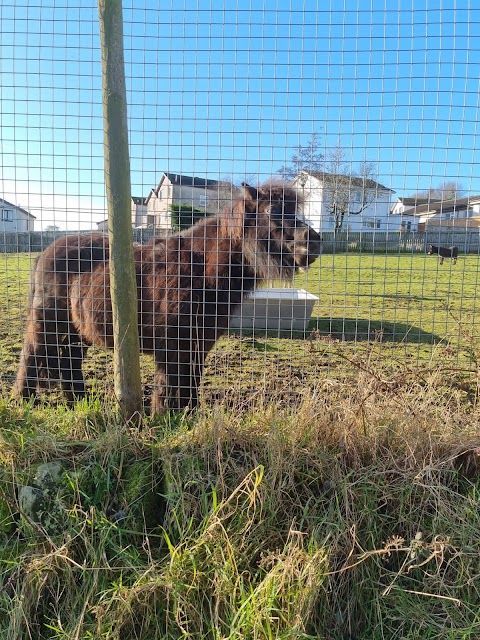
[14,231,171,401]
[14,233,111,400]
[14,184,322,412]
[428,244,458,265]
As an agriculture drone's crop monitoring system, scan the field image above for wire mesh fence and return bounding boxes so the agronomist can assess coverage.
[2,1,480,410]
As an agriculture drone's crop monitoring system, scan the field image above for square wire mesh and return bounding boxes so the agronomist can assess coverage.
[2,1,480,409]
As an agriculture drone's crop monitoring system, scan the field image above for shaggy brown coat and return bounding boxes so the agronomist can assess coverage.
[14,233,110,400]
[15,184,321,411]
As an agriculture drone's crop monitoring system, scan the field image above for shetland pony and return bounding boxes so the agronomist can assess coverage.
[15,184,321,411]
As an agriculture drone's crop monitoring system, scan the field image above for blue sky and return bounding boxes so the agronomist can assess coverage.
[1,0,479,228]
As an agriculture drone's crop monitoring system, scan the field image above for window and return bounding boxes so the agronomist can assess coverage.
[365,217,381,229]
[1,209,13,222]
[198,197,208,207]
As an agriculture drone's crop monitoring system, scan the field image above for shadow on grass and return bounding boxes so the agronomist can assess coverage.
[229,318,442,344]
[309,317,443,344]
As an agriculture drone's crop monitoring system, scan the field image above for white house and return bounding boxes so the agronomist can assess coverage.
[388,196,442,232]
[395,195,480,231]
[131,196,148,228]
[142,173,221,230]
[390,196,440,216]
[292,171,395,233]
[0,198,35,232]
[96,195,147,231]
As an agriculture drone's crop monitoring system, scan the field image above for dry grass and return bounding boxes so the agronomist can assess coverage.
[1,359,480,639]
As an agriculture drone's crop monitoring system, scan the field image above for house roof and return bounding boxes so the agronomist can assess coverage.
[297,171,393,193]
[132,196,146,205]
[403,194,480,216]
[396,196,441,207]
[164,172,220,188]
[146,173,221,204]
[0,198,36,218]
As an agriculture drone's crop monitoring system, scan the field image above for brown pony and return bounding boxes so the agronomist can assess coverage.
[14,184,321,412]
[14,233,110,401]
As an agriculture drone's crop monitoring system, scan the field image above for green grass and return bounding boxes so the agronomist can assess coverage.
[2,250,480,404]
[1,250,480,638]
[1,378,480,638]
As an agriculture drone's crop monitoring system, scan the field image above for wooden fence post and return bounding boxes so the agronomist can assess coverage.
[98,0,142,420]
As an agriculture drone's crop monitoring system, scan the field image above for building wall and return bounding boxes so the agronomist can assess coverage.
[146,178,214,229]
[421,215,480,228]
[297,174,396,233]
[171,184,210,209]
[131,201,148,227]
[0,205,34,232]
[146,186,172,229]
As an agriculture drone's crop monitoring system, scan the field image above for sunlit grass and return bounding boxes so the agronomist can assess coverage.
[3,251,480,407]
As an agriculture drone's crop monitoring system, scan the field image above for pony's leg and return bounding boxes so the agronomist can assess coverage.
[177,369,199,409]
[151,352,167,415]
[14,329,63,398]
[164,361,180,410]
[453,257,457,265]
[160,328,206,411]
[440,256,444,265]
[163,337,193,410]
[177,356,204,410]
[14,315,58,399]
[170,341,206,410]
[44,319,65,390]
[13,341,42,400]
[14,264,67,399]
[60,339,88,402]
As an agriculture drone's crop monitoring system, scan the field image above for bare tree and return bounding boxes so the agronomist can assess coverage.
[278,135,379,231]
[318,147,379,231]
[206,176,258,214]
[409,181,466,201]
[277,132,325,180]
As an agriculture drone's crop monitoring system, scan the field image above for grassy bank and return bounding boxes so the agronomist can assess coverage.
[1,250,480,637]
[1,366,480,639]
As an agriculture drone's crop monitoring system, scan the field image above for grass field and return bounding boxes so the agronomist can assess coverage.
[1,249,480,638]
[2,250,480,405]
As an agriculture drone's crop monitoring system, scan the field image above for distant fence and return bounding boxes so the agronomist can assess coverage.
[321,229,480,254]
[2,228,480,255]
[0,228,160,254]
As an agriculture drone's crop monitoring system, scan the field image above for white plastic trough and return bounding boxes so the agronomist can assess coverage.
[229,288,319,333]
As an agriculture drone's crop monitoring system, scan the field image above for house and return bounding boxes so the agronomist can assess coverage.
[0,198,35,232]
[389,196,442,232]
[95,196,149,232]
[397,195,480,231]
[292,171,395,233]
[390,196,440,216]
[131,196,148,228]
[96,177,236,232]
[142,173,222,230]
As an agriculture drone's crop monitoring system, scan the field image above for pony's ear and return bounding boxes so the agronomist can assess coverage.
[241,182,258,201]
